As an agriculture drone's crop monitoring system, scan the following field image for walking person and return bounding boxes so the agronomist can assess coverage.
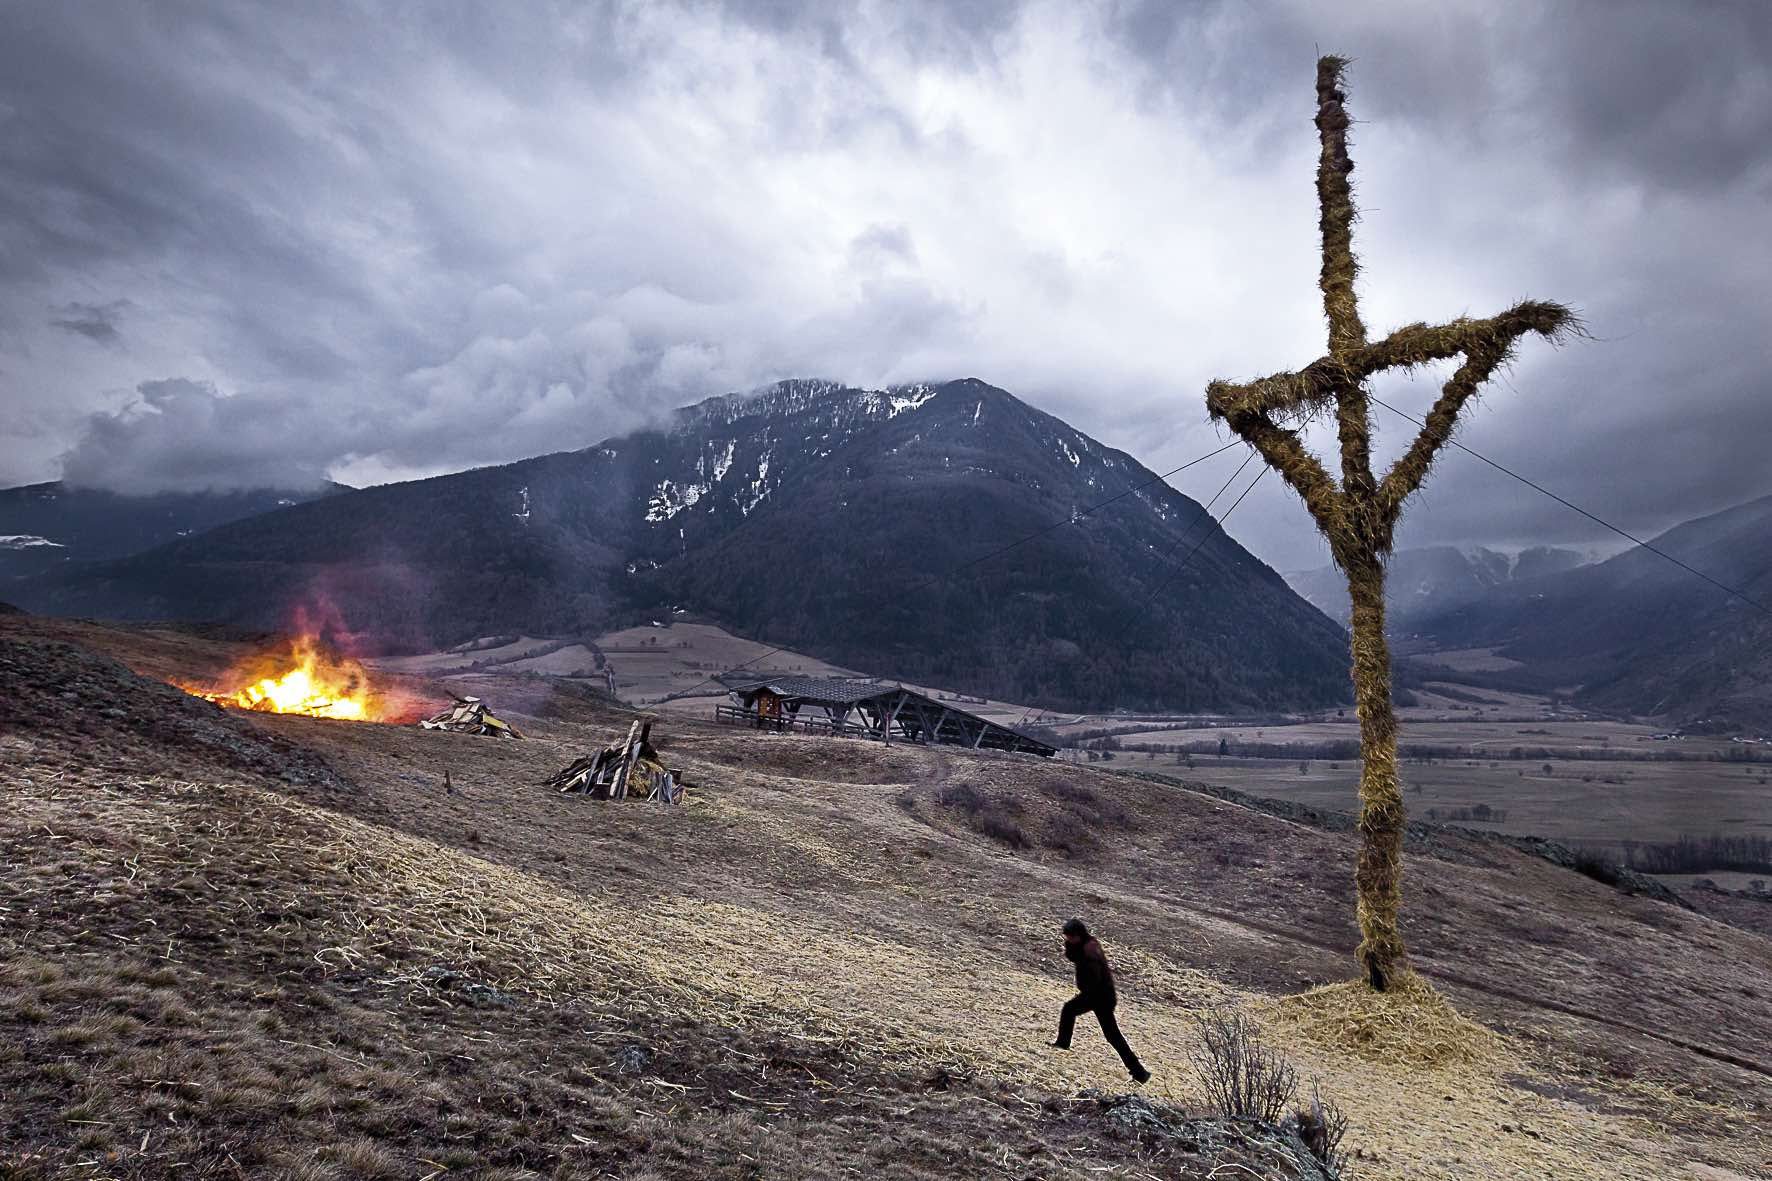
[1049,917,1150,1083]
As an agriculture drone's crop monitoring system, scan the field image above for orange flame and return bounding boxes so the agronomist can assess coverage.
[184,635,376,721]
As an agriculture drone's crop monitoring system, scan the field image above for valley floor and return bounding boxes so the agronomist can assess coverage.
[1086,749,1772,851]
[4,616,1771,1180]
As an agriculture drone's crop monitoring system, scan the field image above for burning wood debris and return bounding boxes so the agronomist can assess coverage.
[420,695,523,738]
[545,720,683,803]
[179,635,375,720]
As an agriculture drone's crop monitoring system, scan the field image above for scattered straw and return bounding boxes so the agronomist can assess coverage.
[1259,974,1506,1071]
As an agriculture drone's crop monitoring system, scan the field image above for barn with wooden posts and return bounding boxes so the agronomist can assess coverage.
[715,675,1056,757]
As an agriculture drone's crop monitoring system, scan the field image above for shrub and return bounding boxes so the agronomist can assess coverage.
[1291,1081,1350,1174]
[1043,811,1097,857]
[975,812,1030,849]
[1569,848,1624,888]
[1044,781,1132,831]
[937,784,1031,850]
[1188,1009,1297,1126]
[937,783,986,811]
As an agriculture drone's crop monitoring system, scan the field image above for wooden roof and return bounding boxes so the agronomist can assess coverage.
[719,673,1055,757]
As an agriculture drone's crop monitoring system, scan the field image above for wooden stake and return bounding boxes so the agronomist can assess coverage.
[611,720,643,801]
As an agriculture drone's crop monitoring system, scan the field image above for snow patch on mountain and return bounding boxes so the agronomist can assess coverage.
[645,479,705,522]
[887,385,937,416]
[711,440,736,481]
[737,449,775,516]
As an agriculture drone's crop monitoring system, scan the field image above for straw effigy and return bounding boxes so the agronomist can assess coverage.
[1204,55,1577,991]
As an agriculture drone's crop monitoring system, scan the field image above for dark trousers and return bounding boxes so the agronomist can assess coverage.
[1056,993,1145,1075]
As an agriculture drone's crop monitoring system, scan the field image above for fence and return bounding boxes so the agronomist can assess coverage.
[713,704,883,740]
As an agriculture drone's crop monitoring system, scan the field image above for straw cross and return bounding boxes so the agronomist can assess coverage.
[1207,59,1575,563]
[1203,56,1574,989]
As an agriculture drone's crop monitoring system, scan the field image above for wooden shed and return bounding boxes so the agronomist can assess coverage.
[715,675,1055,757]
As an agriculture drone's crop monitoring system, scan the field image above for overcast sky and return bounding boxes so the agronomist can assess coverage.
[2,0,1768,569]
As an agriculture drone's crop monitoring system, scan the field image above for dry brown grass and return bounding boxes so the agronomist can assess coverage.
[7,770,1738,1180]
[6,617,1772,1181]
[0,772,1320,1180]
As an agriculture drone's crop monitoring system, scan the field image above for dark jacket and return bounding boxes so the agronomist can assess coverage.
[1066,936,1116,1003]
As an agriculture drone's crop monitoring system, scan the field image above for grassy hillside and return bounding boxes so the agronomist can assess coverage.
[3,615,1770,1180]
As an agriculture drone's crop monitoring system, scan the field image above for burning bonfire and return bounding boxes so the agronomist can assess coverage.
[181,635,378,721]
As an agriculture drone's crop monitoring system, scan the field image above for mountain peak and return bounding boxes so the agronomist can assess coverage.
[672,377,1021,433]
[22,378,1351,712]
[1285,543,1596,627]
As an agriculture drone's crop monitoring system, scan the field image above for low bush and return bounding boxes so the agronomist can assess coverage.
[1041,780,1133,831]
[936,783,1031,850]
[1188,1009,1348,1174]
[1188,1009,1296,1126]
[1569,849,1624,888]
[1294,1081,1350,1175]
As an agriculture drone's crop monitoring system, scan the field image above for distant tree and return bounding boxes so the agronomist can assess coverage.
[1203,57,1574,991]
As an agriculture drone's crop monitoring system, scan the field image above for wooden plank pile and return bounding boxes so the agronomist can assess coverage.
[420,695,524,738]
[545,720,683,803]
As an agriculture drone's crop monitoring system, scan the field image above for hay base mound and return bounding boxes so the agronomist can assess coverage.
[1261,973,1504,1070]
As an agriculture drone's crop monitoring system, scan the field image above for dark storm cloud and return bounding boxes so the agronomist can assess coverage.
[59,378,338,494]
[1099,0,1772,190]
[1530,2,1772,193]
[2,0,1768,569]
[50,300,129,343]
